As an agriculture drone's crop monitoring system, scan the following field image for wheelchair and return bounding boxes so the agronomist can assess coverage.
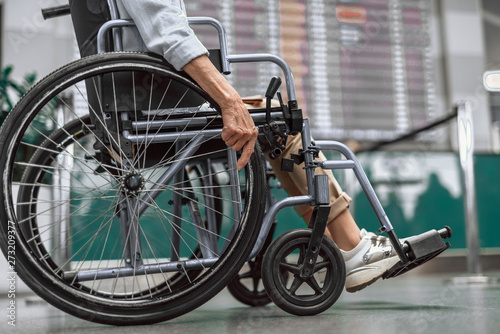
[0,0,452,325]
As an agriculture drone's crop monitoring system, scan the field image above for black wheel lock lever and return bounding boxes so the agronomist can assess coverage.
[265,76,282,124]
[262,77,289,159]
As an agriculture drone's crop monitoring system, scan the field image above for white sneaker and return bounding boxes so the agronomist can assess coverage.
[341,229,402,293]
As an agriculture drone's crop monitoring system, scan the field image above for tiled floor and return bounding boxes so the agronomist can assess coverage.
[1,271,499,334]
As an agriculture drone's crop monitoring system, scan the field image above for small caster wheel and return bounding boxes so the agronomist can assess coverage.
[262,228,345,316]
[228,223,288,306]
[227,252,271,306]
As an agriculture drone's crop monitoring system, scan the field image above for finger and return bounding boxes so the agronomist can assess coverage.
[222,132,238,148]
[221,126,240,146]
[236,129,258,170]
[233,126,257,151]
[223,126,253,151]
[231,136,249,152]
[237,143,253,170]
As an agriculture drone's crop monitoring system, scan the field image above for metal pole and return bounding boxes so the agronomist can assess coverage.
[451,101,498,284]
[457,101,481,275]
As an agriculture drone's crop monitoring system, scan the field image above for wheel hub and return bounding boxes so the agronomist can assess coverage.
[121,172,145,196]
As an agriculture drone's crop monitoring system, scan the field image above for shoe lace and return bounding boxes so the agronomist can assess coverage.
[365,232,389,246]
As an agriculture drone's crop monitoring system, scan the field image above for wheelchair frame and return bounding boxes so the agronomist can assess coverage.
[96,1,407,263]
[99,0,453,289]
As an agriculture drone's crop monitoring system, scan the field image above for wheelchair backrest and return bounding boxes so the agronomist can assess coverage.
[69,0,113,58]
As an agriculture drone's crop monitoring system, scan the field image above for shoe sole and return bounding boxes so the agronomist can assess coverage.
[345,256,400,293]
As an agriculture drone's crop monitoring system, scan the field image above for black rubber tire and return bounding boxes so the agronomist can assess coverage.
[0,52,266,325]
[227,223,288,307]
[227,250,272,307]
[261,228,345,316]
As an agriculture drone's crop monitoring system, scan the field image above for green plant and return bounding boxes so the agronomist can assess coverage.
[0,65,37,126]
[1,65,58,181]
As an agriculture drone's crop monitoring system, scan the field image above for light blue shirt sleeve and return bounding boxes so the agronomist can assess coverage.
[116,0,208,71]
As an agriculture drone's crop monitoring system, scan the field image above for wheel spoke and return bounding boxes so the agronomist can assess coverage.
[288,276,303,295]
[314,260,330,273]
[279,261,301,276]
[252,276,260,293]
[297,243,306,264]
[305,277,324,295]
[238,271,253,280]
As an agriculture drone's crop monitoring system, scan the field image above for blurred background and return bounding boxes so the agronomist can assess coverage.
[0,0,499,289]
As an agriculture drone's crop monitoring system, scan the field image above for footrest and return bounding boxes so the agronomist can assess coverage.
[383,226,452,279]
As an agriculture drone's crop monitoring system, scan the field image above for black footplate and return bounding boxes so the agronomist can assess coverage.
[383,226,452,279]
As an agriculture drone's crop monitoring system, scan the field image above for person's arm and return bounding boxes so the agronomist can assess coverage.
[117,0,257,169]
[117,0,208,71]
[183,55,258,170]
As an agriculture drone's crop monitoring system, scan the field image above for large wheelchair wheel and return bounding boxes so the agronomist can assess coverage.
[0,52,266,325]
